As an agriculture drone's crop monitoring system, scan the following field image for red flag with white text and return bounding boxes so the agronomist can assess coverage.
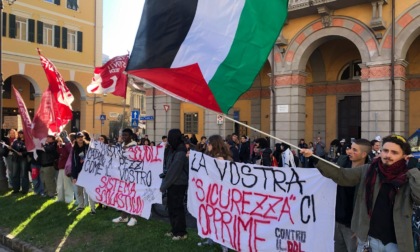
[87,54,129,98]
[37,49,73,133]
[12,85,35,151]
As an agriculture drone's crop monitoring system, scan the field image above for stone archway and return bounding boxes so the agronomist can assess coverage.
[391,2,420,60]
[284,17,379,73]
[392,3,420,135]
[2,74,42,130]
[272,17,379,145]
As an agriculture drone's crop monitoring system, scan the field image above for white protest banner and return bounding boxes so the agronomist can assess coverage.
[77,141,164,219]
[187,150,337,252]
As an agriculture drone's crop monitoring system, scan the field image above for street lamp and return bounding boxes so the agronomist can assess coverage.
[92,94,104,131]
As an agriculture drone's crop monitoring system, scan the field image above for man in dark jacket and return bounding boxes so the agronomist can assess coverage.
[298,139,308,167]
[11,130,29,194]
[239,135,250,163]
[227,133,240,162]
[40,135,59,197]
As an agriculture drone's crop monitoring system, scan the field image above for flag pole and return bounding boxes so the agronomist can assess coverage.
[222,115,340,169]
[127,74,339,168]
[120,99,127,131]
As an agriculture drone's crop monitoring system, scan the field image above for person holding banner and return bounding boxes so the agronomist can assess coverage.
[301,135,420,252]
[198,134,231,252]
[160,129,189,241]
[97,135,109,210]
[71,132,96,214]
[112,128,138,226]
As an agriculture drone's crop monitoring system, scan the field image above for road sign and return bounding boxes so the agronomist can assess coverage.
[131,110,140,119]
[217,114,224,125]
[100,114,106,120]
[140,116,154,120]
[131,119,139,127]
[163,105,170,112]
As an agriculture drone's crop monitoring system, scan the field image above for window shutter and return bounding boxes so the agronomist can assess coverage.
[37,21,43,44]
[77,31,83,52]
[2,12,6,37]
[28,19,35,42]
[54,25,60,47]
[61,27,67,49]
[9,14,15,38]
[54,0,60,5]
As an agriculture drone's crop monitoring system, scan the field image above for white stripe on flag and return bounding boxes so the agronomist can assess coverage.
[171,0,245,83]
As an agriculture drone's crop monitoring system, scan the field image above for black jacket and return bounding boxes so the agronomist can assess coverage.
[239,141,250,163]
[261,148,272,167]
[228,141,240,162]
[11,138,27,161]
[272,143,282,167]
[335,156,355,227]
[71,142,89,180]
[160,144,189,191]
[40,142,59,167]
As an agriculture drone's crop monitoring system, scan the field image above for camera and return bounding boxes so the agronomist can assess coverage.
[159,172,166,179]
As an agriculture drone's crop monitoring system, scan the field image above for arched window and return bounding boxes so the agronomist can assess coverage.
[339,60,361,80]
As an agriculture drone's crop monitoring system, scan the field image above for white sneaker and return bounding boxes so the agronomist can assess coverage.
[112,216,129,223]
[127,217,137,226]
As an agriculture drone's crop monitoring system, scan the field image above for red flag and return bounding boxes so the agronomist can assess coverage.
[32,90,54,137]
[12,85,35,151]
[37,49,73,132]
[31,90,54,151]
[87,54,129,98]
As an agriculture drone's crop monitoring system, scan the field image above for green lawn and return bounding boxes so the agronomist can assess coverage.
[0,190,222,252]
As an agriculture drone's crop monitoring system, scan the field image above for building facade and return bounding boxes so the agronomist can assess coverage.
[1,0,133,141]
[142,0,420,147]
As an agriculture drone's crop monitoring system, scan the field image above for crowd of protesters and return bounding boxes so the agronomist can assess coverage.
[4,126,420,251]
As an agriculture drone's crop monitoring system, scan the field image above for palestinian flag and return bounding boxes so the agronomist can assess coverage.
[126,0,288,114]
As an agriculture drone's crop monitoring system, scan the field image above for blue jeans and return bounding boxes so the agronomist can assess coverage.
[299,155,306,167]
[357,236,399,252]
[31,164,44,195]
[6,155,13,187]
[12,158,29,193]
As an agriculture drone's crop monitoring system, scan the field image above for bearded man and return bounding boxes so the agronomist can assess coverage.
[301,135,419,252]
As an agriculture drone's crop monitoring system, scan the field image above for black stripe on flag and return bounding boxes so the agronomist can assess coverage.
[126,0,198,71]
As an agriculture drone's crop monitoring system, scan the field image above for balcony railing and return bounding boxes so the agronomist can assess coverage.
[288,0,372,19]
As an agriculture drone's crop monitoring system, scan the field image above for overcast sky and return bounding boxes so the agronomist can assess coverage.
[102,0,145,58]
